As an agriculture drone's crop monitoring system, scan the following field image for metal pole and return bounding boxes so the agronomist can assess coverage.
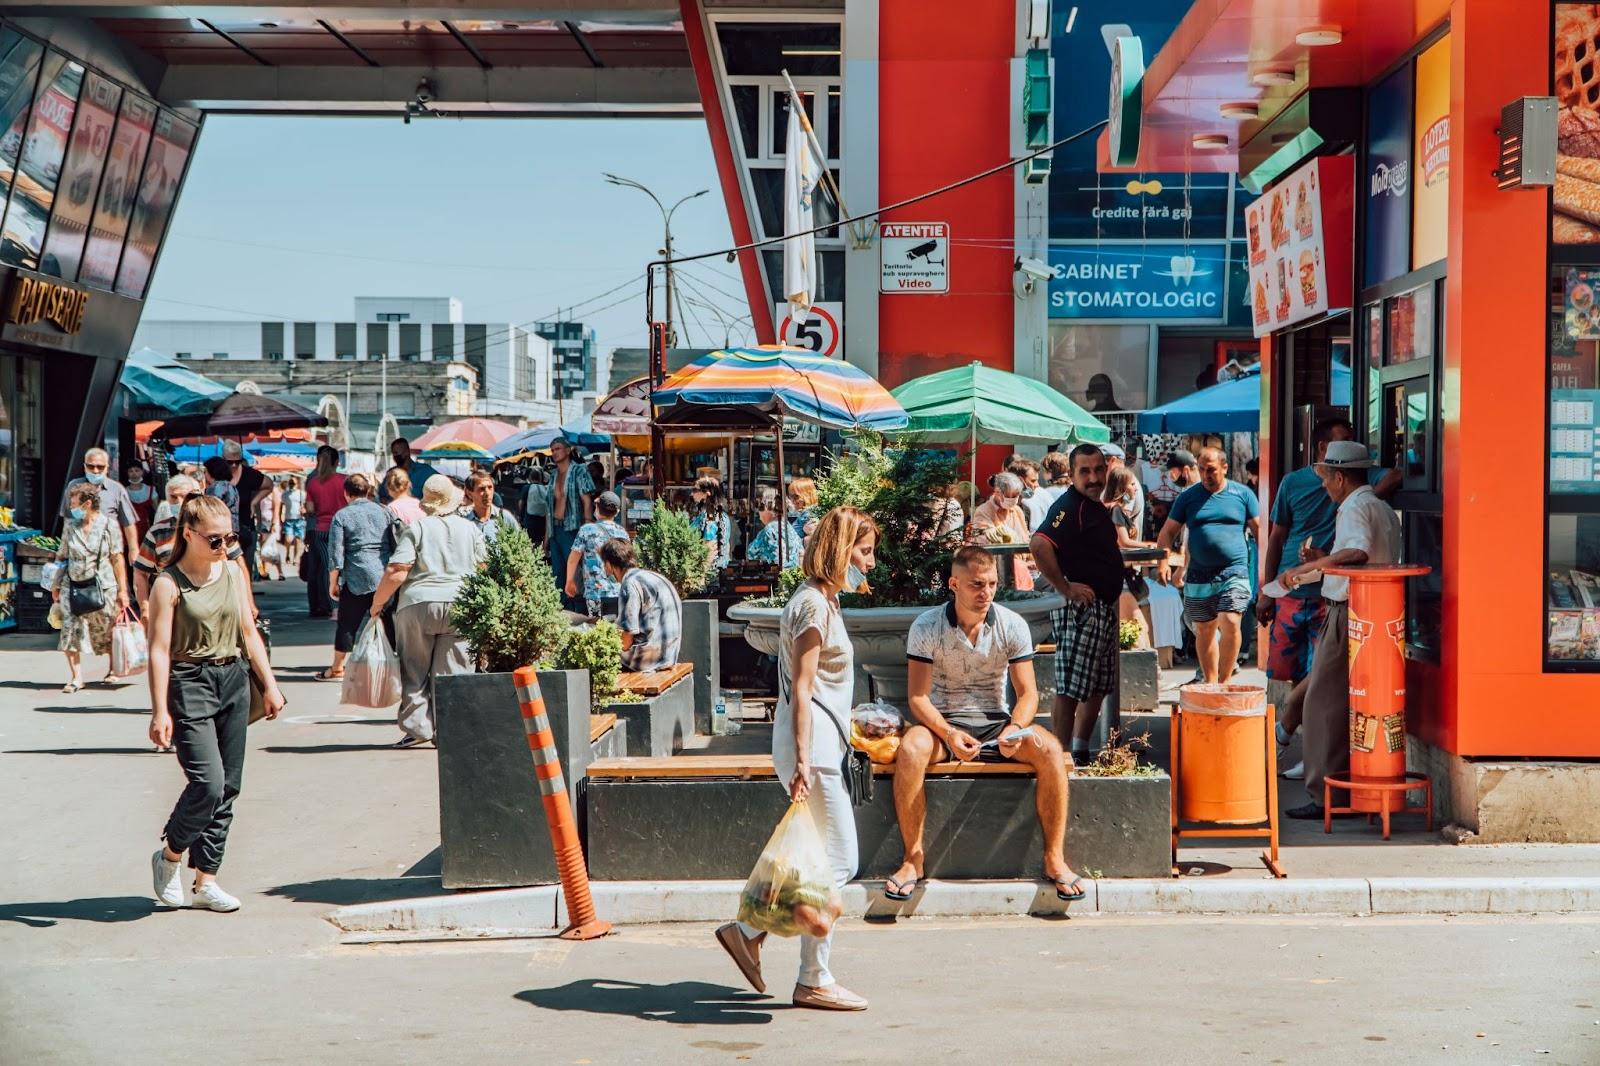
[663,226,676,349]
[775,426,787,572]
[344,372,352,451]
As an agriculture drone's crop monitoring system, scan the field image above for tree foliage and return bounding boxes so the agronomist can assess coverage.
[634,499,713,597]
[450,523,570,674]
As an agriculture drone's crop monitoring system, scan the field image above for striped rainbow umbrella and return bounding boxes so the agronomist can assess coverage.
[416,440,494,462]
[653,345,907,432]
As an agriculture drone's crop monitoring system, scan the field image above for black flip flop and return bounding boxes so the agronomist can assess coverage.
[1050,874,1087,902]
[882,873,922,901]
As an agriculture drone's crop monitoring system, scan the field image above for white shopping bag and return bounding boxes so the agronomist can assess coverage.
[340,619,401,708]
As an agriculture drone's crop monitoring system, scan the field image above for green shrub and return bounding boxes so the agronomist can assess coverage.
[1118,619,1142,650]
[450,523,570,674]
[635,499,712,597]
[559,620,624,710]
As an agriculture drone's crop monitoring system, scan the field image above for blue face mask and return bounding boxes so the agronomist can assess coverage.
[83,471,105,485]
[69,507,86,521]
[845,563,868,593]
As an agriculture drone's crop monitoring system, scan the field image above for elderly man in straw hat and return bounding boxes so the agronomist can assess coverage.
[370,475,487,749]
[1274,440,1401,820]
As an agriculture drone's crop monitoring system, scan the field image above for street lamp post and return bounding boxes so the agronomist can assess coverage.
[603,173,707,348]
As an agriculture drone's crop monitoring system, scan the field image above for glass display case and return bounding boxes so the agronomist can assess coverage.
[1547,261,1600,669]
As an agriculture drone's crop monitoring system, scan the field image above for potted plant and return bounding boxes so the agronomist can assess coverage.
[435,524,591,889]
[729,431,1063,706]
[635,498,720,733]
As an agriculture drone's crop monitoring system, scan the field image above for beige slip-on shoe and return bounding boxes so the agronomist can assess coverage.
[793,983,868,1011]
[714,923,766,994]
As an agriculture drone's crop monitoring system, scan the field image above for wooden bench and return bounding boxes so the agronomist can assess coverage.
[589,713,618,743]
[616,662,694,697]
[586,753,1075,779]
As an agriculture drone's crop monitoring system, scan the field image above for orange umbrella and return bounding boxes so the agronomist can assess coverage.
[254,454,313,473]
[411,418,519,451]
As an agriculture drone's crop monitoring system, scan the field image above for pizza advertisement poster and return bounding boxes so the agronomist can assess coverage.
[1245,158,1338,339]
[1555,5,1600,245]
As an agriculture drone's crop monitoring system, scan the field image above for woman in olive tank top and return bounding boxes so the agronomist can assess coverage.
[145,495,285,913]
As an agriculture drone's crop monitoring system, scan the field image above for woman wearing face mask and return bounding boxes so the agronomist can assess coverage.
[146,495,285,913]
[54,485,129,693]
[124,462,155,543]
[690,477,732,573]
[716,506,878,1013]
[968,472,1034,590]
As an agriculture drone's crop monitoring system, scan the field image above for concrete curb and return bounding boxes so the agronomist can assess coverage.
[327,876,1600,938]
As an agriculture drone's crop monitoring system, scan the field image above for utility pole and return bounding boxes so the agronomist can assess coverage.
[603,173,708,349]
[344,371,352,451]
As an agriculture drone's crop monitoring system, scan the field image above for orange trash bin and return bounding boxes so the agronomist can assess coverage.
[1171,683,1283,878]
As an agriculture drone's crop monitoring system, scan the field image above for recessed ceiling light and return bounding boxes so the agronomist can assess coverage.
[1193,133,1229,149]
[1250,67,1297,87]
[1220,101,1259,120]
[1295,26,1342,47]
[260,21,278,28]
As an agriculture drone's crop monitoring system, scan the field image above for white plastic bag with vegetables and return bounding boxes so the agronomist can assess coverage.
[736,801,840,938]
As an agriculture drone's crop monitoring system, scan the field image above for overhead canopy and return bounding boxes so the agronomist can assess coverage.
[417,440,494,462]
[1136,363,1349,434]
[654,346,908,433]
[119,347,231,419]
[589,376,651,438]
[891,362,1111,447]
[411,417,519,451]
[158,391,328,439]
[493,421,610,458]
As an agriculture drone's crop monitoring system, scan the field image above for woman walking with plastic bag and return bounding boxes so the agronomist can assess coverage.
[54,484,129,693]
[368,475,485,749]
[146,494,285,912]
[716,506,878,1012]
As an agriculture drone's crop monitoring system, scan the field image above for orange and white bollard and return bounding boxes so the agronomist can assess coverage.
[513,665,610,940]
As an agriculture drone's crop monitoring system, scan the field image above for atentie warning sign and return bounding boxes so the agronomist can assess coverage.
[880,222,949,294]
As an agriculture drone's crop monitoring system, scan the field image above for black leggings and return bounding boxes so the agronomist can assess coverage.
[162,659,249,874]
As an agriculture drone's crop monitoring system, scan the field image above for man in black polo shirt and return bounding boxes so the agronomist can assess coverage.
[1030,443,1125,762]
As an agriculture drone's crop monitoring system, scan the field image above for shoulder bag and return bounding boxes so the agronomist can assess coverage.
[779,668,873,807]
[66,520,109,616]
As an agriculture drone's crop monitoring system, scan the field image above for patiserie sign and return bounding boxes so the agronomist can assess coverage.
[6,274,89,335]
[1047,242,1226,320]
[879,222,948,293]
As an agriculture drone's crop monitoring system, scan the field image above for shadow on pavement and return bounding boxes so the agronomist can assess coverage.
[0,896,157,927]
[404,847,441,877]
[0,680,75,691]
[265,876,449,906]
[260,743,408,754]
[29,703,147,715]
[5,747,158,755]
[514,980,779,1025]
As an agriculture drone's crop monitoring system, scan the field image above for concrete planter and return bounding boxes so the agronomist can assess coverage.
[729,593,1064,708]
[585,768,1171,881]
[1120,648,1159,712]
[436,667,592,889]
[602,676,694,758]
[678,598,719,735]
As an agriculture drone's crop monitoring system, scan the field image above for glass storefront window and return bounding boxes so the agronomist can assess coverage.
[715,22,839,77]
[0,31,45,210]
[39,70,118,281]
[1386,284,1434,366]
[1047,323,1152,413]
[1384,379,1430,482]
[115,110,196,297]
[79,91,154,290]
[1549,513,1600,666]
[0,52,80,270]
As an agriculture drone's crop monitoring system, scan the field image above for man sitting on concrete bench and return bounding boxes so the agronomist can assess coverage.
[885,545,1084,902]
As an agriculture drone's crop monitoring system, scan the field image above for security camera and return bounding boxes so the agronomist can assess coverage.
[1015,256,1054,282]
[415,78,435,105]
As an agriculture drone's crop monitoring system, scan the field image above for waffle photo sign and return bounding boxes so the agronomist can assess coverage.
[1242,156,1354,338]
[1556,4,1600,244]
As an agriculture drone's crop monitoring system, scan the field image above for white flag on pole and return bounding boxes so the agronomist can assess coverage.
[783,92,820,330]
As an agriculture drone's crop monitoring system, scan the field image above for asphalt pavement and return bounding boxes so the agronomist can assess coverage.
[4,578,1600,1063]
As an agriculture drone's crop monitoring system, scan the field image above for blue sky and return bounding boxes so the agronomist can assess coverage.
[144,115,752,357]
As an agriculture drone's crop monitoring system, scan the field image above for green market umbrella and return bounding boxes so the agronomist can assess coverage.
[891,361,1111,484]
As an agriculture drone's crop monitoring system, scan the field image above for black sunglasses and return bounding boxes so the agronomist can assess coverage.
[198,531,240,550]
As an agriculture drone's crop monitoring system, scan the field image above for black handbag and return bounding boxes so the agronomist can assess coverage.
[780,671,873,807]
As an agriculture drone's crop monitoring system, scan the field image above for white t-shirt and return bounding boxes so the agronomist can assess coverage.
[906,601,1035,728]
[773,582,852,777]
[1321,486,1401,602]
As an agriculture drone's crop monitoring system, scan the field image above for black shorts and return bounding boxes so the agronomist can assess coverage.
[941,718,1026,763]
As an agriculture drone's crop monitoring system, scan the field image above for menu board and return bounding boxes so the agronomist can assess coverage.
[1551,389,1600,492]
[1244,157,1351,339]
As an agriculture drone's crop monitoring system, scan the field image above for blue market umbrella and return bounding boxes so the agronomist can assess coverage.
[494,422,610,458]
[1136,363,1351,434]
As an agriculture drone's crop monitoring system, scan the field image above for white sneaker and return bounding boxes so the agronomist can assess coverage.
[151,849,184,908]
[1282,760,1305,780]
[190,882,240,912]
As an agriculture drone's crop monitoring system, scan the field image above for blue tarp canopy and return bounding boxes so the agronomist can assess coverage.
[167,440,316,464]
[119,347,231,418]
[1135,363,1351,434]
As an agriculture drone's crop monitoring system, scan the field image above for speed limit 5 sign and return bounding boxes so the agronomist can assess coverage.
[774,302,842,356]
